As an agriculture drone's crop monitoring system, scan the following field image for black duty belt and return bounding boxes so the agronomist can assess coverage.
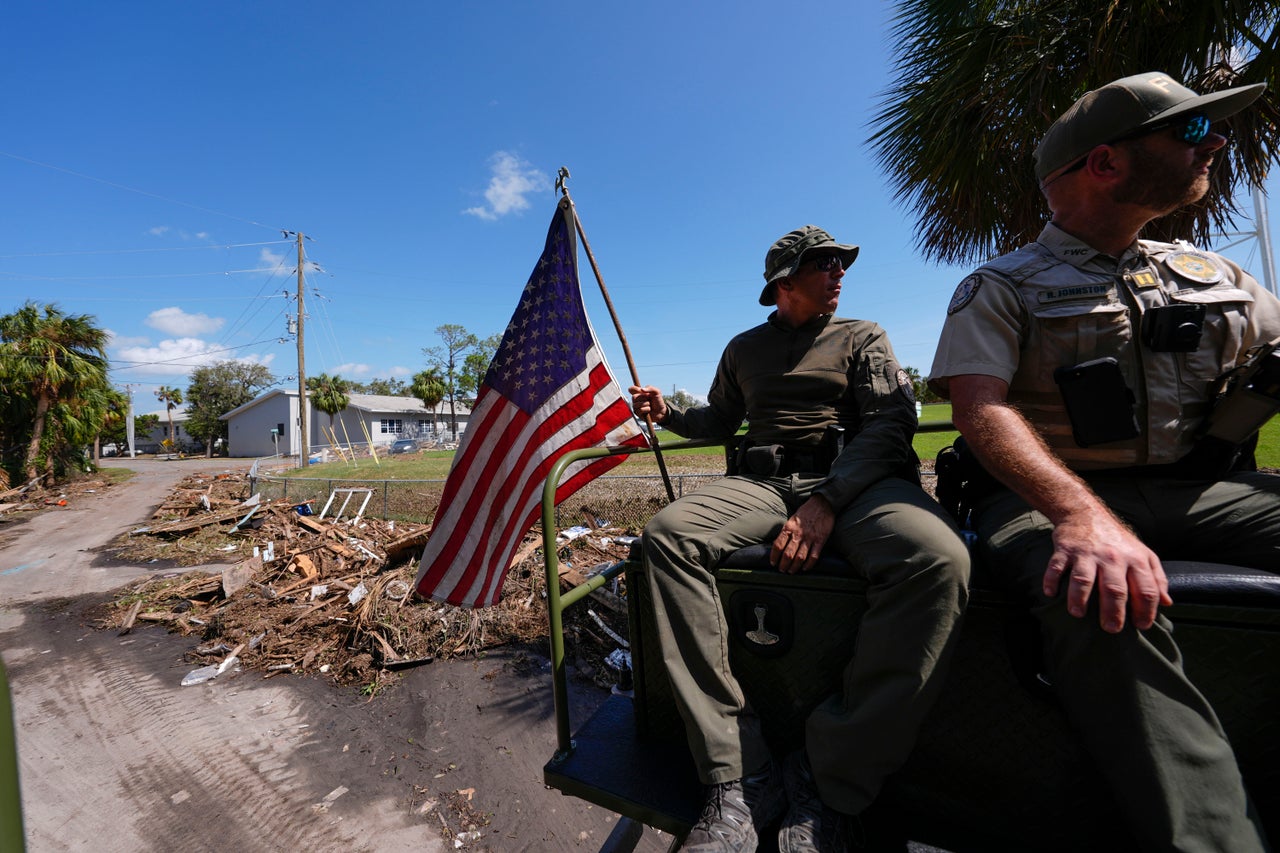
[735,442,833,478]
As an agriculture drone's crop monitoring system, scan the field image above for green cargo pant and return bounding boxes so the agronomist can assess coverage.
[973,470,1280,852]
[642,473,970,816]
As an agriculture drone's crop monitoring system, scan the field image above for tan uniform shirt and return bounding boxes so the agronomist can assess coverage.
[929,223,1280,469]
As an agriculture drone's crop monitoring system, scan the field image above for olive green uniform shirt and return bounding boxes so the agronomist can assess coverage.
[663,311,920,508]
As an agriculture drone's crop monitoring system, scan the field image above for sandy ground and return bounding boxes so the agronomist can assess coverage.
[0,458,671,852]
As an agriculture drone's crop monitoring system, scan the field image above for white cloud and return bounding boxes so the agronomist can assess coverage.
[260,247,290,276]
[146,226,213,242]
[115,338,223,377]
[106,329,150,348]
[387,365,412,377]
[463,152,548,221]
[146,307,224,336]
[333,362,373,377]
[115,337,275,378]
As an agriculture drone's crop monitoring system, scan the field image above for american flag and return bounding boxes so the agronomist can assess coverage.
[414,199,648,608]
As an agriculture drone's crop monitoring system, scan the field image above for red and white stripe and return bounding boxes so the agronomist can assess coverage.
[414,347,646,608]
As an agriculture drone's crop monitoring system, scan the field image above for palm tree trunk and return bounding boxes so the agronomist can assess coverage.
[23,395,51,482]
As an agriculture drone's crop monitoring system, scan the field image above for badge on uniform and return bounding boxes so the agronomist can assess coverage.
[1167,250,1224,284]
[947,274,982,315]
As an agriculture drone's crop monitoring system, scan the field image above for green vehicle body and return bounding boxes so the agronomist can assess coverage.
[539,438,1280,852]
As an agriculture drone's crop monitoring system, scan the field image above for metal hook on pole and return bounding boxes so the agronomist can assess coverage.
[555,166,676,502]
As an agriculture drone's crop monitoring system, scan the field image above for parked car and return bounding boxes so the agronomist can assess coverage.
[389,438,419,454]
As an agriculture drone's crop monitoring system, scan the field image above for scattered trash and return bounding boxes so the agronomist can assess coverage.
[588,609,629,649]
[180,665,221,686]
[557,526,592,542]
[603,648,631,671]
[348,582,368,606]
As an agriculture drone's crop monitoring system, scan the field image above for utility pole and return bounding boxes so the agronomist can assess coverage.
[296,231,309,468]
[1255,191,1277,295]
[1215,188,1277,296]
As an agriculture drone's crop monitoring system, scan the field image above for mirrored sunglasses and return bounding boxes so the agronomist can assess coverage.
[1116,112,1213,146]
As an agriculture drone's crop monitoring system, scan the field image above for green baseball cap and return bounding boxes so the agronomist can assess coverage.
[760,225,859,306]
[1034,71,1266,182]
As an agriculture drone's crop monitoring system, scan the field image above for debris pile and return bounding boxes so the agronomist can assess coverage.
[98,471,637,690]
[0,472,113,517]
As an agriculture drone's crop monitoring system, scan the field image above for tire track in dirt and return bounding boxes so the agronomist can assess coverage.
[8,618,436,852]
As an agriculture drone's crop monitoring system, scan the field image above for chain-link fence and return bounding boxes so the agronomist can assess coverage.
[249,466,724,533]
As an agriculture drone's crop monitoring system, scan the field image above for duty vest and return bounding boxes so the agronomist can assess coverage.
[980,240,1257,470]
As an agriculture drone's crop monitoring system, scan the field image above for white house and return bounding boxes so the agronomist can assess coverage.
[137,406,194,454]
[220,388,471,458]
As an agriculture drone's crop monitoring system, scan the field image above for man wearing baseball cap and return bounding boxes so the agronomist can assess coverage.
[930,72,1278,849]
[631,225,970,851]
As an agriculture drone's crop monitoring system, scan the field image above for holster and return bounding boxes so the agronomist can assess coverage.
[934,437,1002,527]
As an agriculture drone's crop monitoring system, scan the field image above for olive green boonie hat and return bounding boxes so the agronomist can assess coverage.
[1034,71,1266,182]
[760,225,859,306]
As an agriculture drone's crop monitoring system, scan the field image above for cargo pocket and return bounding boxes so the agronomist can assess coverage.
[1028,302,1132,387]
[1169,287,1252,393]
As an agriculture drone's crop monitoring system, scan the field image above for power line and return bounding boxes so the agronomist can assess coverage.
[0,150,284,233]
[108,337,283,371]
[0,268,283,282]
[0,240,290,260]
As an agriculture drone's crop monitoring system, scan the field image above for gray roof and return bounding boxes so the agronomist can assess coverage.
[220,387,472,421]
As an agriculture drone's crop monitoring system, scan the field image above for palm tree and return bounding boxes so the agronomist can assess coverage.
[155,385,183,452]
[870,0,1280,266]
[0,302,109,482]
[411,369,447,439]
[309,373,350,445]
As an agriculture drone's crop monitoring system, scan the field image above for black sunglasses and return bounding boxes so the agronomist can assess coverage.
[1054,112,1214,180]
[803,255,844,273]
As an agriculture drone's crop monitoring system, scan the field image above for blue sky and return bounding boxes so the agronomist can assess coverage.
[4,2,1277,414]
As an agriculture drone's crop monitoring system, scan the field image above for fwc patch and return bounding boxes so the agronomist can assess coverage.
[947,275,982,315]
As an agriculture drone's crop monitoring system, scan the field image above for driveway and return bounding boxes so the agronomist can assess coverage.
[1,458,652,852]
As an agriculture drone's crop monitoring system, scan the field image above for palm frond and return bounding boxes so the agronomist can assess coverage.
[871,0,1280,265]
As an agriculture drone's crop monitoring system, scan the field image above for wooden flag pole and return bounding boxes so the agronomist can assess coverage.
[557,168,676,503]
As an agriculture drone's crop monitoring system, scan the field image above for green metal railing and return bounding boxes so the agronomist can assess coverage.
[543,439,723,756]
[1,659,24,852]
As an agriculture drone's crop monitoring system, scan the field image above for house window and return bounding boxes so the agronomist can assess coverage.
[418,419,430,434]
[380,419,404,435]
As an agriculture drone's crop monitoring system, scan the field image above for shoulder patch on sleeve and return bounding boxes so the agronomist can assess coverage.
[895,368,916,402]
[947,275,982,315]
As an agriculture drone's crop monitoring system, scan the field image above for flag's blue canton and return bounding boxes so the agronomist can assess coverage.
[485,206,592,414]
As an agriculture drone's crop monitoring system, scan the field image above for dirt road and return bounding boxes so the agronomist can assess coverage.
[1,459,666,852]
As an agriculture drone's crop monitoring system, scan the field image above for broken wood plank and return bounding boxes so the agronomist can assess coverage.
[118,600,142,635]
[382,526,432,563]
[144,505,248,535]
[222,555,262,598]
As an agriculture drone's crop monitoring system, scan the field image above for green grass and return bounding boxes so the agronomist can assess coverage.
[281,400,1280,480]
[283,449,458,480]
[1254,418,1280,468]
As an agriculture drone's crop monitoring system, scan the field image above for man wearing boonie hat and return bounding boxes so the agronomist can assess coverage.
[630,226,970,852]
[930,72,1279,849]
